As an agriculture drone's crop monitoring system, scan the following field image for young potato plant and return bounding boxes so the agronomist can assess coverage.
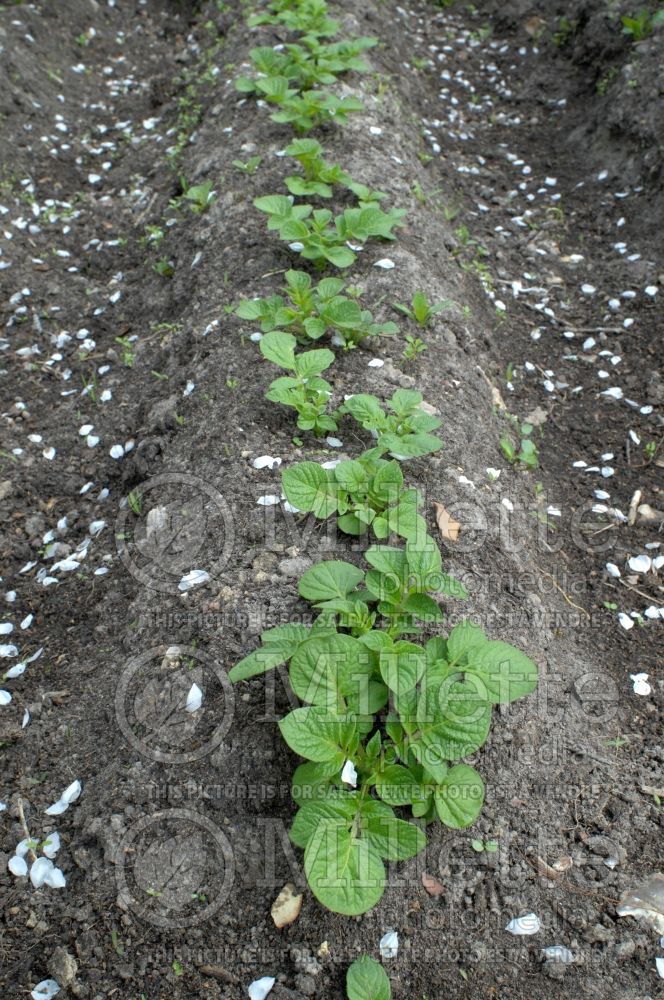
[249,0,341,38]
[236,37,376,95]
[284,138,387,205]
[229,551,538,914]
[282,449,431,541]
[254,195,406,269]
[339,389,443,459]
[260,330,337,435]
[237,269,398,348]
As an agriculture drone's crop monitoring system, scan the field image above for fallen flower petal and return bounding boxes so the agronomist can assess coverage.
[248,977,275,1000]
[506,913,541,935]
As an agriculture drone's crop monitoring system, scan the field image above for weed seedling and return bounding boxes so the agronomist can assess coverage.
[178,179,217,215]
[500,422,539,470]
[153,259,175,278]
[232,155,262,175]
[402,335,428,362]
[393,290,453,328]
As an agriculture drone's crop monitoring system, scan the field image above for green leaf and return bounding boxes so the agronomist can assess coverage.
[291,798,355,849]
[283,462,339,519]
[433,764,485,828]
[406,536,442,585]
[260,330,297,370]
[294,348,335,378]
[303,317,327,340]
[371,461,403,502]
[346,956,391,1000]
[381,431,443,459]
[228,645,292,682]
[325,245,356,269]
[291,759,340,806]
[344,394,385,428]
[229,623,312,682]
[447,621,487,662]
[379,641,426,694]
[334,459,369,493]
[254,194,294,218]
[465,640,538,703]
[304,819,385,915]
[375,765,418,806]
[279,706,356,764]
[298,560,364,603]
[365,815,426,860]
[416,677,492,759]
[289,633,370,707]
[365,546,408,579]
[400,593,443,623]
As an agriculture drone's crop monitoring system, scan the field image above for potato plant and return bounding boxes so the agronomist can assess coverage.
[230,554,538,914]
[254,195,406,268]
[237,269,398,348]
[259,330,337,435]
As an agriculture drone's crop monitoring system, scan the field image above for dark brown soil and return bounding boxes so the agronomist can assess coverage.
[0,2,662,999]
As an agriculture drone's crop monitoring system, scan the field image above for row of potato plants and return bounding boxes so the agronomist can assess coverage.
[229,0,538,920]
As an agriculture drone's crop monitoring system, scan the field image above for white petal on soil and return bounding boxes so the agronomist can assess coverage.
[580,284,596,295]
[0,622,13,634]
[502,498,514,512]
[185,683,203,713]
[601,387,623,399]
[0,690,12,705]
[368,358,384,368]
[505,913,541,935]
[325,437,343,448]
[605,563,621,578]
[618,613,634,631]
[22,708,30,729]
[341,760,358,788]
[248,977,275,1000]
[109,444,125,459]
[45,779,82,815]
[30,856,55,888]
[486,467,501,480]
[542,946,574,964]
[178,570,210,592]
[42,832,61,858]
[380,930,399,959]
[252,456,282,470]
[9,855,28,877]
[0,644,18,657]
[257,495,281,506]
[3,661,25,678]
[31,979,61,1000]
[630,673,651,697]
[282,501,301,514]
[628,555,651,574]
[656,957,664,979]
[373,258,395,269]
